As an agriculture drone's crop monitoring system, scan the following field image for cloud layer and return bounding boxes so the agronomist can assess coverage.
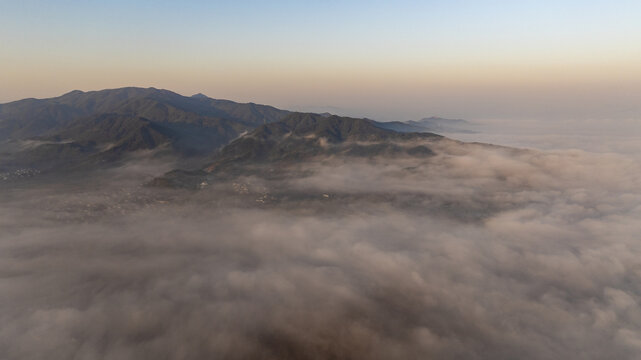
[1,140,640,359]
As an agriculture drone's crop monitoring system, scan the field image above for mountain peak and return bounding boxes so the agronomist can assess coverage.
[60,89,85,98]
[191,93,210,100]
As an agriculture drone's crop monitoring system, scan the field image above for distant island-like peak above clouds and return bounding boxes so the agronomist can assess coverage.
[376,116,477,134]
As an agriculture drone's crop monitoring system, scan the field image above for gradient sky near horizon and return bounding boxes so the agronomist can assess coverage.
[1,0,640,121]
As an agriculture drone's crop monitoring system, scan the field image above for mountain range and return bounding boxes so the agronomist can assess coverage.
[151,112,442,188]
[0,87,289,171]
[0,87,471,181]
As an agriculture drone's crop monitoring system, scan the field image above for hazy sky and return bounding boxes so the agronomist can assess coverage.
[1,0,640,121]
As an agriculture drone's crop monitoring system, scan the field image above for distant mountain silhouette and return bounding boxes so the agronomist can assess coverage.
[373,121,432,133]
[410,117,475,133]
[375,117,475,134]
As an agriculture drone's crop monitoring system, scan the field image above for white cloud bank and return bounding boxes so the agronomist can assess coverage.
[0,139,640,359]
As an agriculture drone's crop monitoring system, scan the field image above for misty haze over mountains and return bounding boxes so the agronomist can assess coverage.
[1,88,640,359]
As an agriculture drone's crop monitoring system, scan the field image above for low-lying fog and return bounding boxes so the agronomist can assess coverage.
[1,137,640,359]
[447,117,641,156]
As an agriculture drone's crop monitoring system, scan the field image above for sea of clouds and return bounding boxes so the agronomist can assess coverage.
[1,132,640,359]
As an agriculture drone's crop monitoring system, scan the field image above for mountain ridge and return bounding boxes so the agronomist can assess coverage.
[0,88,465,180]
[0,88,291,172]
[150,112,442,188]
[0,87,290,141]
